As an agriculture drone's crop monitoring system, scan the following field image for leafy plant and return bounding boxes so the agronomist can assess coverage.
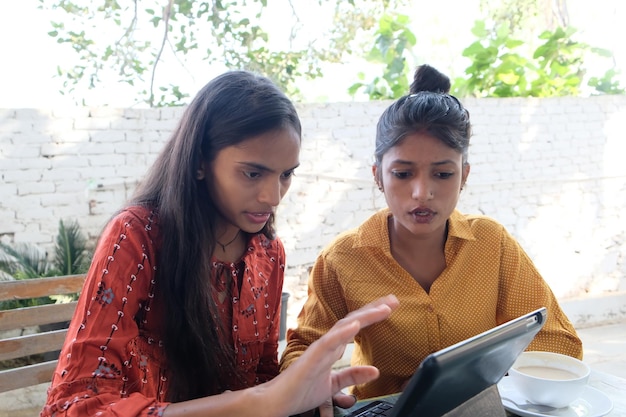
[452,21,624,98]
[0,219,90,310]
[588,69,626,94]
[529,26,589,96]
[53,219,90,276]
[452,21,530,98]
[0,244,55,309]
[348,13,416,100]
[0,243,53,280]
[38,0,412,106]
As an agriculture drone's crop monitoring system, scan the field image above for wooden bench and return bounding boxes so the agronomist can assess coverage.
[0,274,85,393]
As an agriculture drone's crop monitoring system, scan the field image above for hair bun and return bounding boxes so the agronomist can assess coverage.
[409,64,451,94]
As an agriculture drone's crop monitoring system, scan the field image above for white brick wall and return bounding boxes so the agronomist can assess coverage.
[1,97,625,322]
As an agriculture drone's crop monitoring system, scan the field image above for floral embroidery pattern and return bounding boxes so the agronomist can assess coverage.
[43,208,285,416]
[94,360,122,378]
[96,286,115,305]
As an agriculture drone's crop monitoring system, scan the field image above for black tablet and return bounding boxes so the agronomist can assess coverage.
[347,307,547,417]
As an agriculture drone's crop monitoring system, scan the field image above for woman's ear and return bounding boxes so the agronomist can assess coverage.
[372,165,383,191]
[196,161,206,180]
[461,163,471,190]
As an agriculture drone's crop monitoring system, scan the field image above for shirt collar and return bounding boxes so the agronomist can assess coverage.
[354,208,476,250]
[447,209,476,241]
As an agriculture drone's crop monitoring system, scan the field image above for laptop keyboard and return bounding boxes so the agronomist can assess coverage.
[346,400,395,417]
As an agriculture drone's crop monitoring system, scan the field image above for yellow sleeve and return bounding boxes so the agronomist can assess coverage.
[279,250,349,371]
[496,229,583,359]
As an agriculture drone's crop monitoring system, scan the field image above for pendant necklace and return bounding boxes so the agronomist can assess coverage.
[217,230,240,252]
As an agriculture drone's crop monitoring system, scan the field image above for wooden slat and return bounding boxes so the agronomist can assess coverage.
[0,274,86,394]
[0,274,85,302]
[0,302,77,332]
[0,329,68,362]
[0,360,57,393]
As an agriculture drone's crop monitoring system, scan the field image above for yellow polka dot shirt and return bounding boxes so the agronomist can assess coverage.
[279,208,583,399]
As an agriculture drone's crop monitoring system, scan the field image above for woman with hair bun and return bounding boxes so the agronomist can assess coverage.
[409,64,451,94]
[281,64,582,417]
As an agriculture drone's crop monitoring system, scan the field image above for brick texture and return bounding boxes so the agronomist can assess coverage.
[1,97,625,319]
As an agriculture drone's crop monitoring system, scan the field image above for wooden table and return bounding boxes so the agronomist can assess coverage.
[335,369,626,416]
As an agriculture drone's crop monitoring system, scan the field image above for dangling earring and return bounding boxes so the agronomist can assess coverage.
[196,169,205,180]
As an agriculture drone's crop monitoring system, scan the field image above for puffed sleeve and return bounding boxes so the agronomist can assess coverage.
[41,208,170,417]
[496,228,583,359]
[279,248,347,371]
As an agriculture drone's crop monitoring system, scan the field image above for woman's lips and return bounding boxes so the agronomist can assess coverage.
[245,211,272,224]
[410,208,435,224]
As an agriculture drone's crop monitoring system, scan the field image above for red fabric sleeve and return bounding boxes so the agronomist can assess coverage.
[42,207,169,417]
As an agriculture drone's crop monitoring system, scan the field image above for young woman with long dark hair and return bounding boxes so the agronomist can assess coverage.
[41,70,399,417]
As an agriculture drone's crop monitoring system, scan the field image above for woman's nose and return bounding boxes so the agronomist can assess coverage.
[258,180,282,206]
[412,179,433,201]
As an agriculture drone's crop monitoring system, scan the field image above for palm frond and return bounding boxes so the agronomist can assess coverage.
[54,219,89,275]
[0,245,18,275]
[0,242,50,278]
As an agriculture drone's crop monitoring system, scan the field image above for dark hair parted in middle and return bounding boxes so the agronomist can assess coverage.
[375,65,471,168]
[130,70,301,402]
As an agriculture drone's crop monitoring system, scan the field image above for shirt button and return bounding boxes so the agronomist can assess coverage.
[427,305,434,313]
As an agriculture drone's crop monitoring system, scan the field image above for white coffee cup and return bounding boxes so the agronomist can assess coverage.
[508,351,590,408]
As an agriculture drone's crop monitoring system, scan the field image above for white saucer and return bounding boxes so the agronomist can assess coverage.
[497,376,613,417]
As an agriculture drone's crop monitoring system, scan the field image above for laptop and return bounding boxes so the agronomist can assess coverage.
[345,307,547,417]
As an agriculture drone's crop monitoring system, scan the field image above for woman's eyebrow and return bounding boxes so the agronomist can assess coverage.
[238,161,272,172]
[432,159,457,166]
[388,159,457,166]
[238,161,300,173]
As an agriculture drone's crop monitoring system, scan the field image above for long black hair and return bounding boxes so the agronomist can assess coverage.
[130,71,301,401]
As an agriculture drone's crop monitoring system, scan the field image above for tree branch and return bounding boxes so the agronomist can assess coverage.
[150,0,174,107]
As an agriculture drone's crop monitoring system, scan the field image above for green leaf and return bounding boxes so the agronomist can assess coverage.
[470,20,488,37]
[496,71,520,85]
[53,219,88,275]
[495,23,510,39]
[590,47,612,57]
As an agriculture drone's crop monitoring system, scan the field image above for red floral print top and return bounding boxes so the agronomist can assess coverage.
[41,206,285,417]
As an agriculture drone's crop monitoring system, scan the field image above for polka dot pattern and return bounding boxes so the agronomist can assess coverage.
[280,208,582,399]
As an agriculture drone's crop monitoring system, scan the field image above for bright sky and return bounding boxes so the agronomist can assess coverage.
[0,0,477,107]
[0,0,72,108]
[0,0,623,108]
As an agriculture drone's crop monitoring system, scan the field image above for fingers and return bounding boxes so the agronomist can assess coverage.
[306,294,399,365]
[270,295,398,416]
[332,392,358,409]
[318,398,334,417]
[350,294,400,313]
[338,294,399,329]
[312,319,360,363]
[331,365,380,394]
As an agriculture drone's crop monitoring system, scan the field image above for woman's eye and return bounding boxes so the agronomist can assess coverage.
[245,171,261,179]
[281,170,295,180]
[392,171,411,179]
[436,172,453,179]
